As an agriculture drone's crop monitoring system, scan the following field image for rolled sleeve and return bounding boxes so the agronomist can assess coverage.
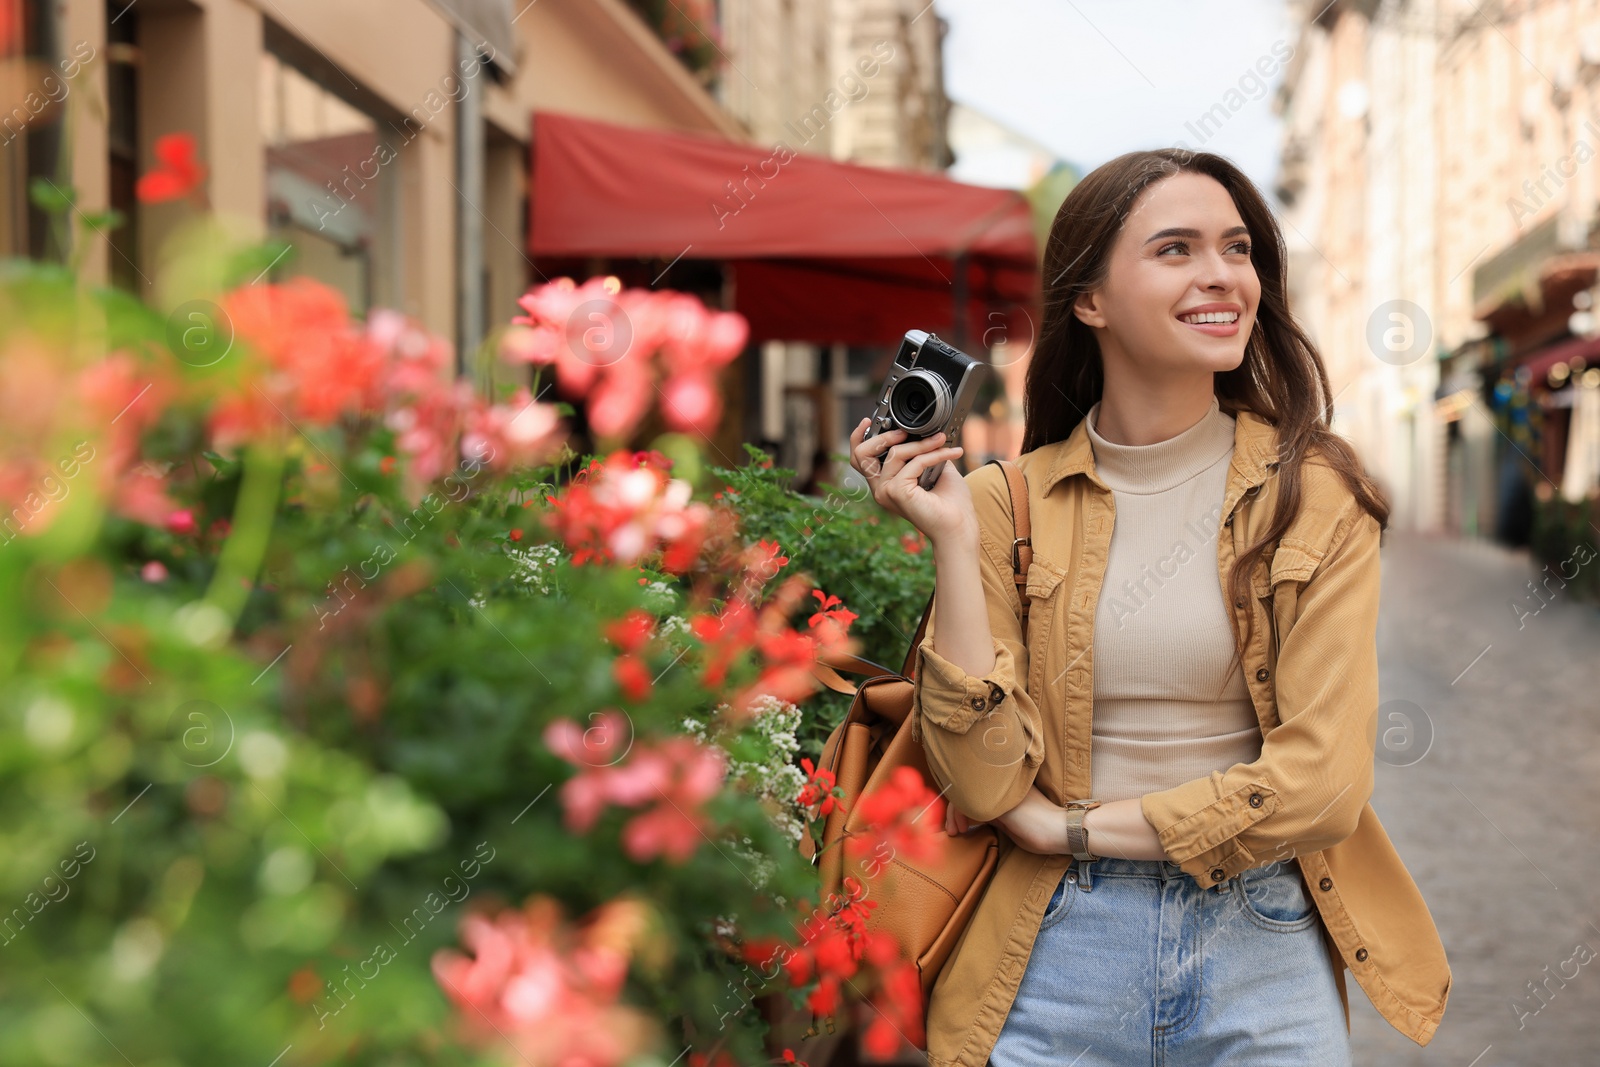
[914,635,1015,735]
[911,527,1046,825]
[1141,503,1381,885]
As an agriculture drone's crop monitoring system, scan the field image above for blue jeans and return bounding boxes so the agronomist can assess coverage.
[987,856,1352,1067]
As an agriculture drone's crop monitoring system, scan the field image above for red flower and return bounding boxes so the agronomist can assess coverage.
[797,757,844,819]
[845,765,947,872]
[212,278,385,440]
[900,530,926,554]
[688,596,757,689]
[509,528,523,542]
[612,655,653,703]
[603,609,655,653]
[739,538,789,593]
[543,451,709,572]
[136,132,207,203]
[808,589,858,633]
[864,960,925,1055]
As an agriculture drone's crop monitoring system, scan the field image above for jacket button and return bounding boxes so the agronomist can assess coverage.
[970,695,987,710]
[1224,514,1234,526]
[1248,792,1263,808]
[1355,947,1368,962]
[1211,868,1225,881]
[1255,667,1270,682]
[1319,877,1333,891]
[1234,597,1245,609]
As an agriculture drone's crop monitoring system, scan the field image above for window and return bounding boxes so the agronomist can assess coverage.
[259,45,400,316]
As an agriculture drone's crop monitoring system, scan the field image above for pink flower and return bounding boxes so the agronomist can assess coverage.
[509,276,749,442]
[165,509,198,536]
[618,738,727,864]
[461,386,564,472]
[659,372,721,435]
[587,362,653,440]
[545,726,727,864]
[112,467,178,527]
[431,897,660,1065]
[141,561,169,582]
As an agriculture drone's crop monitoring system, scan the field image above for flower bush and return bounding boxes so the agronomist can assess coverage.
[0,164,945,1067]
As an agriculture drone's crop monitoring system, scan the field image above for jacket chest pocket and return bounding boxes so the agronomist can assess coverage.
[1023,558,1070,697]
[1252,540,1323,701]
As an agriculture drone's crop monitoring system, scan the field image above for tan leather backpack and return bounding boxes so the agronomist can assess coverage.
[797,458,1033,1046]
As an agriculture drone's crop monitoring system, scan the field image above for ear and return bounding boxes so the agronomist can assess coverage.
[1072,289,1107,330]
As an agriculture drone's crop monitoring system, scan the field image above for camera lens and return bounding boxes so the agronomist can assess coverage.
[888,370,951,434]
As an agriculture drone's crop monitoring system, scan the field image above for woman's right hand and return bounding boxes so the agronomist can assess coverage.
[848,417,978,546]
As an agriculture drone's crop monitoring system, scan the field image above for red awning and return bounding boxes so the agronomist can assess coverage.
[528,110,1040,346]
[1514,334,1600,390]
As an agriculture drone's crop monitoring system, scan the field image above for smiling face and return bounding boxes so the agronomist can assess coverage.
[1071,170,1260,383]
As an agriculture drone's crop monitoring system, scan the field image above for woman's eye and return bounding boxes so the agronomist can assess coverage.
[1156,240,1251,256]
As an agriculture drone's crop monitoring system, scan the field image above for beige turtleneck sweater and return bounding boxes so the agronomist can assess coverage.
[1081,394,1264,803]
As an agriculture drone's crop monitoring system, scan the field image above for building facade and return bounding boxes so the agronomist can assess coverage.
[1276,0,1600,539]
[2,0,739,378]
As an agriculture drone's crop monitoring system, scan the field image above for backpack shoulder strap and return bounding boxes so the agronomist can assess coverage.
[987,458,1033,627]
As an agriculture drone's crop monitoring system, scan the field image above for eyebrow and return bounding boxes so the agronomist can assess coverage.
[1143,226,1251,245]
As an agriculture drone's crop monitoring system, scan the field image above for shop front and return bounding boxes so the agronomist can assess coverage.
[526,109,1041,480]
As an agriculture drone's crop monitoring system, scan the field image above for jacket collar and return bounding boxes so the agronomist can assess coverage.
[1038,404,1281,498]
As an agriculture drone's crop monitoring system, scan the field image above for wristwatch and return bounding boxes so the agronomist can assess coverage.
[1063,799,1102,862]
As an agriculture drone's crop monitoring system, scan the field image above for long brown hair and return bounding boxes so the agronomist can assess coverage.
[1021,148,1390,666]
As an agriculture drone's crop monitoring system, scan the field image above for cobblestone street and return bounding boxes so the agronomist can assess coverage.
[1350,528,1600,1065]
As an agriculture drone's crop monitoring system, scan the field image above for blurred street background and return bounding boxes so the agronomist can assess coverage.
[4,0,1600,1063]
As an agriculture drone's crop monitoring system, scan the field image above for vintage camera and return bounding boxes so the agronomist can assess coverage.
[864,329,991,490]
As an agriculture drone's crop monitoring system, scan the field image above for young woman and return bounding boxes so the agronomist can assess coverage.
[847,150,1450,1065]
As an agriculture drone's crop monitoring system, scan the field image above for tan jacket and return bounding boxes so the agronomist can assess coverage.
[910,407,1451,1066]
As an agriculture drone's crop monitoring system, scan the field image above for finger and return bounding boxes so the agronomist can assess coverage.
[861,426,908,457]
[877,432,944,482]
[885,431,945,466]
[850,417,870,447]
[854,427,904,477]
[896,446,962,485]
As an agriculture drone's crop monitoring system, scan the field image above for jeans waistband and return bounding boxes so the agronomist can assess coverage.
[1071,855,1191,888]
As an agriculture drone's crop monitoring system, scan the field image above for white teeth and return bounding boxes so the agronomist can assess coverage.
[1182,311,1238,324]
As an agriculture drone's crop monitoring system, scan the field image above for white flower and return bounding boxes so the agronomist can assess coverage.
[682,696,808,843]
[508,543,563,594]
[641,581,679,614]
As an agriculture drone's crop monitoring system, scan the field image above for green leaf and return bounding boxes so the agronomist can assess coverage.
[27,177,75,213]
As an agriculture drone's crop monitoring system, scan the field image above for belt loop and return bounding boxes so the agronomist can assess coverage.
[1078,857,1094,891]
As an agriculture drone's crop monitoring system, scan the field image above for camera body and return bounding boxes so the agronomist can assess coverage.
[865,329,991,490]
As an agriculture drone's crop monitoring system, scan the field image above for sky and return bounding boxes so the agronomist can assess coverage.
[935,0,1296,197]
